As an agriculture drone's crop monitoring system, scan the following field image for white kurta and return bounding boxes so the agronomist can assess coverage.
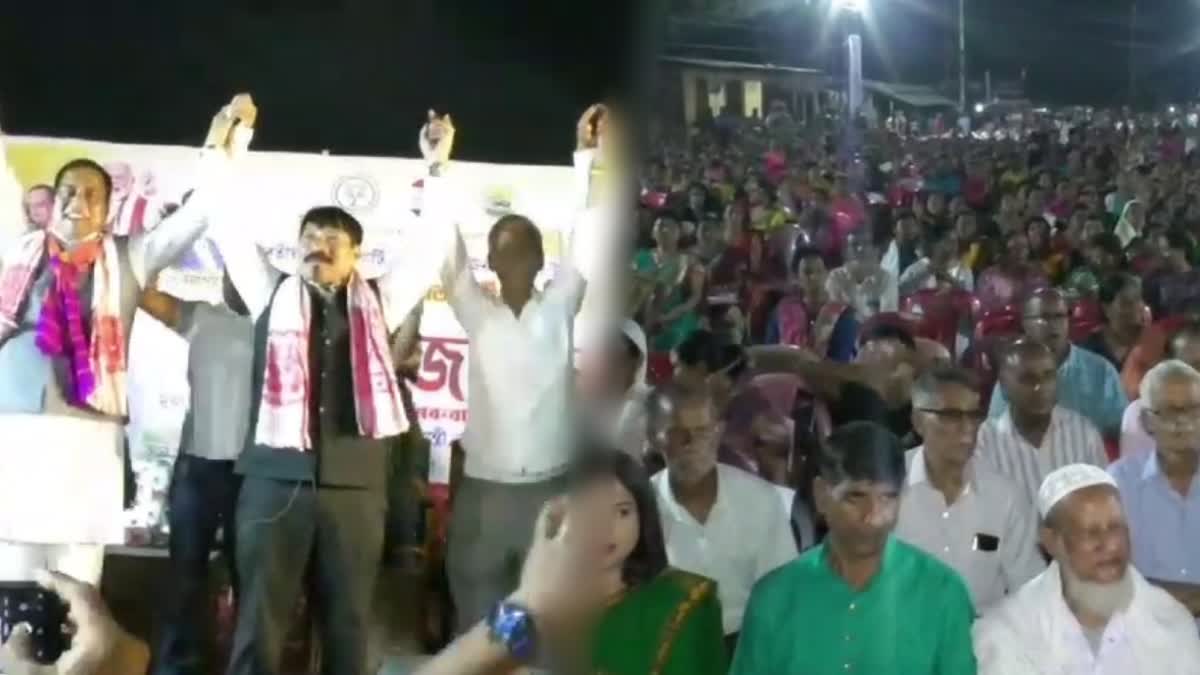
[973,562,1200,675]
[0,414,125,545]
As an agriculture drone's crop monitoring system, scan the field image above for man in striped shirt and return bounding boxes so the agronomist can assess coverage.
[977,339,1109,509]
[987,288,1128,439]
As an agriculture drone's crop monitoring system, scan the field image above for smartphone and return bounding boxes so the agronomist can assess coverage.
[0,581,71,665]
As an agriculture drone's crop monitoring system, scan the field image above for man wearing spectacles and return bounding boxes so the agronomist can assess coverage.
[987,288,1128,440]
[896,366,1045,614]
[1109,359,1200,625]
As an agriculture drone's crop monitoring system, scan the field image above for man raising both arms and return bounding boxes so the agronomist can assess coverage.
[421,105,617,632]
[0,95,255,585]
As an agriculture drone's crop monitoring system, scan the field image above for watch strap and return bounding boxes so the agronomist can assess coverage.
[486,600,538,662]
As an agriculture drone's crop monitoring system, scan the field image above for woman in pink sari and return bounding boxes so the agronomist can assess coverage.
[976,229,1049,313]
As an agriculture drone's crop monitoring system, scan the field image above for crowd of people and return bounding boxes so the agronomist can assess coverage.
[593,103,1200,673]
[4,86,1200,675]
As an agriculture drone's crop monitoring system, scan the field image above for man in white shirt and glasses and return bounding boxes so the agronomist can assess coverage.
[423,106,617,633]
[974,464,1200,674]
[896,365,1045,615]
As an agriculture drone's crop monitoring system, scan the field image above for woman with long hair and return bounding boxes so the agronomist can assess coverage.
[566,446,727,675]
[1080,273,1147,371]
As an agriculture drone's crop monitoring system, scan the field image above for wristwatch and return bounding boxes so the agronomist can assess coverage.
[486,600,538,662]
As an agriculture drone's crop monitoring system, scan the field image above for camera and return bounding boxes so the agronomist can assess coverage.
[0,582,71,664]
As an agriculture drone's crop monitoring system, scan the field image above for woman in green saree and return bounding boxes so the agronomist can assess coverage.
[566,448,726,675]
[631,216,706,353]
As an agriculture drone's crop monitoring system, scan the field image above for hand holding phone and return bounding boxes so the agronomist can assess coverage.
[0,582,71,665]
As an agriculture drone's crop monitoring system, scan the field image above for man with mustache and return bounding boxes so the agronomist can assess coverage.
[649,382,797,655]
[973,463,1200,673]
[0,95,254,585]
[731,421,977,675]
[213,195,425,675]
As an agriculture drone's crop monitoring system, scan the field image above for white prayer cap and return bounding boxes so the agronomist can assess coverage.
[1037,464,1118,518]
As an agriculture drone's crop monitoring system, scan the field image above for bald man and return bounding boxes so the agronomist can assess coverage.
[988,289,1128,440]
[977,339,1108,508]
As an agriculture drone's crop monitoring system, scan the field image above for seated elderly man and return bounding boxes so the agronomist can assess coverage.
[1119,321,1200,459]
[1110,359,1200,624]
[977,338,1108,508]
[988,288,1128,440]
[896,365,1045,615]
[649,381,798,653]
[974,464,1200,674]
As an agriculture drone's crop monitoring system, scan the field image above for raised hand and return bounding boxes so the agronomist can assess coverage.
[421,109,456,170]
[576,104,608,151]
[203,93,257,157]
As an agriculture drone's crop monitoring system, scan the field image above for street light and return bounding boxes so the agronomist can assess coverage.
[974,103,985,114]
[831,0,866,185]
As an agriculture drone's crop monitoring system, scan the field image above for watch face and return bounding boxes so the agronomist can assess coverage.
[488,601,537,662]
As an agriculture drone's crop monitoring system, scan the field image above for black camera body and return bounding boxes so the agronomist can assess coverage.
[0,581,71,665]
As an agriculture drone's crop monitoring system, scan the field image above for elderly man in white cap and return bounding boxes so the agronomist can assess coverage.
[973,463,1200,674]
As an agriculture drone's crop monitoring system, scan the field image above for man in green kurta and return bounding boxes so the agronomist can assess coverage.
[731,421,978,675]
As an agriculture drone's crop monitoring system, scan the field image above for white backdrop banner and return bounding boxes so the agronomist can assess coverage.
[4,135,585,538]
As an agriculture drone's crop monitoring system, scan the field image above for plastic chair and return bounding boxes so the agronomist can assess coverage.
[969,307,1022,408]
[1070,299,1104,343]
[901,289,980,359]
[646,352,674,386]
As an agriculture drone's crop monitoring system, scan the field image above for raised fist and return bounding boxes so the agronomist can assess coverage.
[420,110,456,168]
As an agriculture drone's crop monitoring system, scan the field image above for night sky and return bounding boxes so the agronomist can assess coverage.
[671,0,1200,107]
[0,0,650,164]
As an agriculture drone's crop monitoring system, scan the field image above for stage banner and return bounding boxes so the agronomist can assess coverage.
[3,135,582,542]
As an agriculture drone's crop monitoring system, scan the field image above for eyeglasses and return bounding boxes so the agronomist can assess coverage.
[1147,407,1200,431]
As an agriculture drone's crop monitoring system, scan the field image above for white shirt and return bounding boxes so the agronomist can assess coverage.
[442,235,583,482]
[427,158,594,483]
[973,563,1200,675]
[976,406,1109,510]
[652,464,798,634]
[896,447,1046,614]
[1119,399,1153,459]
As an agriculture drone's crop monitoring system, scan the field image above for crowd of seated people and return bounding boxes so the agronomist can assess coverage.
[610,106,1200,671]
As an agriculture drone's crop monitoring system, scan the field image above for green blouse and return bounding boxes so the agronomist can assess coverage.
[590,568,726,675]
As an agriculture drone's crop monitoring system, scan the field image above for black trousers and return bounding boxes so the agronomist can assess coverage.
[225,477,386,675]
[154,455,241,675]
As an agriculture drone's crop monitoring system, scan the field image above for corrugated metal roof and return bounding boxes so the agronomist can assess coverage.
[863,80,956,108]
[660,56,824,76]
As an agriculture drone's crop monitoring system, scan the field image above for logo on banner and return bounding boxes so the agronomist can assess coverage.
[483,185,514,217]
[332,175,380,213]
